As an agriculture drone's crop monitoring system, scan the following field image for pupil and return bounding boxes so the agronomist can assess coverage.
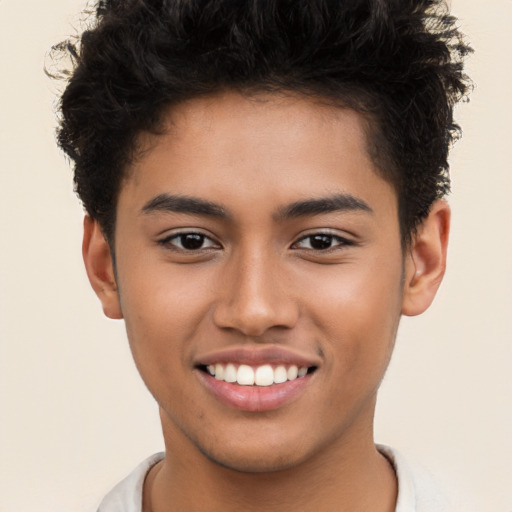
[181,234,204,250]
[310,235,332,250]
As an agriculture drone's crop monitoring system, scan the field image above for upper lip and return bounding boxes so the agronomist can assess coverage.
[194,345,322,368]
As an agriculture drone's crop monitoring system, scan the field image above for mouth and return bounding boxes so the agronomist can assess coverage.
[198,363,317,387]
[194,347,320,412]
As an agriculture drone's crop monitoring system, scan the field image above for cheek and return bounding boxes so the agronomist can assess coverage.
[302,260,403,381]
[117,260,215,372]
[302,256,404,325]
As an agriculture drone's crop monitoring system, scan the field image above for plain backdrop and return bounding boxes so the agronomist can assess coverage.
[0,1,511,511]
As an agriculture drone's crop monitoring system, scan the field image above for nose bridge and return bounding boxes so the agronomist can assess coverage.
[213,241,297,336]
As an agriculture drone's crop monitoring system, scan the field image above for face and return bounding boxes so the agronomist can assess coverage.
[89,91,436,473]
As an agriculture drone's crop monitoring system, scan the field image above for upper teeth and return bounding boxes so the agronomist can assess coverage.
[207,363,309,386]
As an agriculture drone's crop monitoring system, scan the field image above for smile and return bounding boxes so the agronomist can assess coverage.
[205,363,311,386]
[195,346,320,411]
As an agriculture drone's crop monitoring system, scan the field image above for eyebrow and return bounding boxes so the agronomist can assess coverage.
[140,192,372,221]
[141,193,229,219]
[274,193,373,220]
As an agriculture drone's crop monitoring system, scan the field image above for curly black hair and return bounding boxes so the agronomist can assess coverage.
[54,0,472,246]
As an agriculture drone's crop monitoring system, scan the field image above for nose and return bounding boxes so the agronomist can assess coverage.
[212,248,299,337]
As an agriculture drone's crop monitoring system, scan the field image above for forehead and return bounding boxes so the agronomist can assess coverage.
[167,90,364,137]
[122,91,397,221]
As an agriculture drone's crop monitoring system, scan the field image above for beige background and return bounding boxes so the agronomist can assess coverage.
[0,1,511,511]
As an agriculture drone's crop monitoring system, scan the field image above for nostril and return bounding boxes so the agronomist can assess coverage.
[212,303,299,337]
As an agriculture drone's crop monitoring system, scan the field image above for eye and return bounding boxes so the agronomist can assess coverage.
[293,233,352,251]
[159,232,220,251]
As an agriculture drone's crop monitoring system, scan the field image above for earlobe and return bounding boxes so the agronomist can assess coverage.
[82,215,123,319]
[402,200,450,317]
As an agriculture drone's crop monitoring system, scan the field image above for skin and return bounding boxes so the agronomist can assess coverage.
[83,91,450,512]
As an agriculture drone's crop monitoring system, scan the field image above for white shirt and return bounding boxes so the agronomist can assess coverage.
[97,445,451,512]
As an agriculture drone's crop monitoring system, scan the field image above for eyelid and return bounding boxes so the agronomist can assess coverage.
[291,230,355,250]
[157,229,222,250]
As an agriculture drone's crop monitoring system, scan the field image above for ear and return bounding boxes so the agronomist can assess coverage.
[82,215,123,319]
[402,200,450,316]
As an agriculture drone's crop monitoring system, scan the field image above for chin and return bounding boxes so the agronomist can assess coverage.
[195,438,307,473]
[200,446,306,474]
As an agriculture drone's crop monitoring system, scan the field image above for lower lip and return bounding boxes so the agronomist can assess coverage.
[197,371,312,412]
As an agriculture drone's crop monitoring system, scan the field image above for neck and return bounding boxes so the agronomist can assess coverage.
[144,408,397,512]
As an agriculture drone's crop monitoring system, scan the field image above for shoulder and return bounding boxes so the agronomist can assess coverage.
[378,444,453,512]
[97,453,164,512]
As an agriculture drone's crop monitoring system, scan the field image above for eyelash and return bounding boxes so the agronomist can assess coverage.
[158,232,220,251]
[292,233,354,251]
[158,231,354,252]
